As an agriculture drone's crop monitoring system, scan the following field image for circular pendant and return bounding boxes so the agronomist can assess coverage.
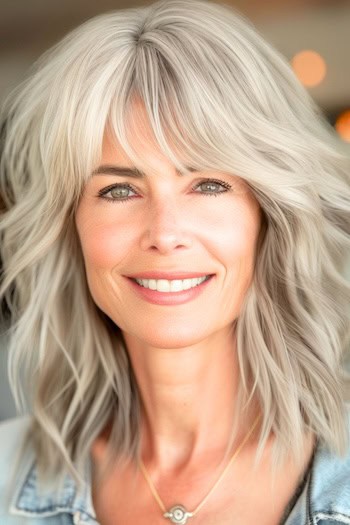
[163,504,194,524]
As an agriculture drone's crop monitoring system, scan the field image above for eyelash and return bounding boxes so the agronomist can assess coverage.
[97,178,233,203]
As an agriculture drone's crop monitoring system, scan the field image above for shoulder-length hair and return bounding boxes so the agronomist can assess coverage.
[1,0,350,490]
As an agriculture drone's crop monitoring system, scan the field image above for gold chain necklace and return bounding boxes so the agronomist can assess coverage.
[139,414,261,524]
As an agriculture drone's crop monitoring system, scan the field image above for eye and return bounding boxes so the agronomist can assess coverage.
[96,178,233,202]
[97,183,138,202]
[193,178,232,196]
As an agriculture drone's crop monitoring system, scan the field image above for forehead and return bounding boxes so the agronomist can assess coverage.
[103,97,169,169]
[102,98,218,181]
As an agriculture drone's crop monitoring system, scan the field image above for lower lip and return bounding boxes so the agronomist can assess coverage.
[125,275,215,305]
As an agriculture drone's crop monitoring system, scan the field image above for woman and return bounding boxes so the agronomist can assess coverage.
[0,0,350,523]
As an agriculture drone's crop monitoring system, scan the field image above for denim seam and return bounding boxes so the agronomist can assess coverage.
[314,511,350,524]
[9,504,87,519]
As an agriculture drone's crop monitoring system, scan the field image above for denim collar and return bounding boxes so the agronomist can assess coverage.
[9,447,97,524]
[307,435,350,523]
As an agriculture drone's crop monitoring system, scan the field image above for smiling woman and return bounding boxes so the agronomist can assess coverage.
[76,118,261,339]
[0,1,350,524]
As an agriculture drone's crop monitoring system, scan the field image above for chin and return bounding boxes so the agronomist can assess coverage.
[124,323,215,350]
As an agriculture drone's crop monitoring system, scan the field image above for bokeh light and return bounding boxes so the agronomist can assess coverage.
[335,110,350,143]
[291,50,327,87]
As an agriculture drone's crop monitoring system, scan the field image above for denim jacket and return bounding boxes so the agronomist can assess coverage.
[1,413,350,525]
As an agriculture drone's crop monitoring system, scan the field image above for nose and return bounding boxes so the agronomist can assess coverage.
[139,199,193,254]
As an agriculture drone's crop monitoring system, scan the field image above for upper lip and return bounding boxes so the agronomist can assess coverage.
[126,271,214,280]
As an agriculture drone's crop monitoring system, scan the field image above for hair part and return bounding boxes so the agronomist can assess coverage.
[1,0,350,491]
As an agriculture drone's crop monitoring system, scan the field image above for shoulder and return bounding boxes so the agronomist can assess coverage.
[0,416,95,524]
[310,405,350,520]
[0,415,35,523]
[0,415,33,475]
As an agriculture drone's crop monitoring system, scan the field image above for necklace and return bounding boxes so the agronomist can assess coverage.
[139,414,261,524]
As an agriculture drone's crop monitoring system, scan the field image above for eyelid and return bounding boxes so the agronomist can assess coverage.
[97,182,138,199]
[193,178,232,191]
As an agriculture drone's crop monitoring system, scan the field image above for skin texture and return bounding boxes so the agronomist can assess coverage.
[75,97,262,460]
[75,99,315,524]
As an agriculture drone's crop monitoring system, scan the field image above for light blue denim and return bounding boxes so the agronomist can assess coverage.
[1,412,350,525]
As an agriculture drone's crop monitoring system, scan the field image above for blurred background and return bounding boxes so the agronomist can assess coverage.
[1,0,350,421]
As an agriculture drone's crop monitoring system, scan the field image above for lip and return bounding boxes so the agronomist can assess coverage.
[125,271,214,280]
[125,271,214,281]
[125,274,215,306]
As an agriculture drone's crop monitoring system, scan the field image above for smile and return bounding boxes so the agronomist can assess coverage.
[133,276,210,293]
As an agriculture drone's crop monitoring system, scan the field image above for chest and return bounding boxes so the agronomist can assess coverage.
[90,431,316,525]
[91,461,307,525]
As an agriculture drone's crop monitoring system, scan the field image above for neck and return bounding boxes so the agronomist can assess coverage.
[123,325,254,470]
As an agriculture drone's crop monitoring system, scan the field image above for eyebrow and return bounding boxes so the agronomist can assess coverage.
[91,165,197,177]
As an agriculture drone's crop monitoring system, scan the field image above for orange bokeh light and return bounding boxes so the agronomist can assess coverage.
[335,110,350,143]
[291,50,327,87]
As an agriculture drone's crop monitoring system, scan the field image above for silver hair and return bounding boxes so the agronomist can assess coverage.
[1,0,350,490]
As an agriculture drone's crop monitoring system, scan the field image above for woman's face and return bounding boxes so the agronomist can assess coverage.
[75,100,262,349]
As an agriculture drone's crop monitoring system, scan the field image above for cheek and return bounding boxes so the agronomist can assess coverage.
[76,209,134,269]
[212,204,260,317]
[204,200,260,266]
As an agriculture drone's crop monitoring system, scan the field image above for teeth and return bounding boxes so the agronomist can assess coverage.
[134,276,209,292]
